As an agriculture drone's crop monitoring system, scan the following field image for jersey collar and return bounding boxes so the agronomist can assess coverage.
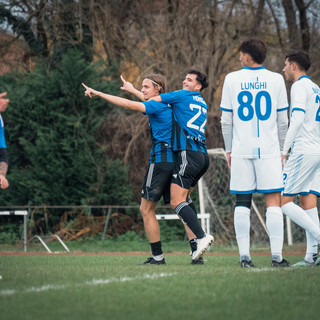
[242,66,265,70]
[297,75,309,81]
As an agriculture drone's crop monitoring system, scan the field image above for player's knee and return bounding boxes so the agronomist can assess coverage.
[140,204,153,218]
[235,194,252,209]
[170,200,177,210]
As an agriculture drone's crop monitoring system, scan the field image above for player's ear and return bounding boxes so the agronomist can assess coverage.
[195,83,202,91]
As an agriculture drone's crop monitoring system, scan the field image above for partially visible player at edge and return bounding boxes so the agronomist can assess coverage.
[220,38,289,267]
[0,92,9,190]
[148,69,214,261]
[281,50,320,267]
[82,75,201,265]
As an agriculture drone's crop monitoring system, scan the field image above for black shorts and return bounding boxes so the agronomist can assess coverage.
[141,162,175,204]
[172,150,209,189]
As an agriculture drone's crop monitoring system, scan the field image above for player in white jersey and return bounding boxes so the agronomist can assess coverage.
[220,38,289,267]
[281,50,320,267]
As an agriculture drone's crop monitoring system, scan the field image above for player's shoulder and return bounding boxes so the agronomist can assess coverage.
[163,89,186,96]
[225,69,243,79]
[291,78,306,91]
[262,68,284,79]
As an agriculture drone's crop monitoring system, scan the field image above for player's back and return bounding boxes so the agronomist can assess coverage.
[290,77,320,155]
[220,66,288,159]
[160,90,207,152]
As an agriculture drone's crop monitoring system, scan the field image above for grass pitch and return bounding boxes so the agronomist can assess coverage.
[0,252,318,320]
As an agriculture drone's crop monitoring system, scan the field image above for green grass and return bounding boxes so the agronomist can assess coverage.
[0,252,318,320]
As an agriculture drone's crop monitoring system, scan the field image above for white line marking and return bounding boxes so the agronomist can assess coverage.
[0,273,176,296]
[248,267,295,272]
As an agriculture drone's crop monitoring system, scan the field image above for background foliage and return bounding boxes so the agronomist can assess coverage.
[0,0,319,240]
[0,50,133,206]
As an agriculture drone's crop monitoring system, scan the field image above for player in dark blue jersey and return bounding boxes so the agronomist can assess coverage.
[82,75,200,264]
[0,92,9,189]
[146,69,214,260]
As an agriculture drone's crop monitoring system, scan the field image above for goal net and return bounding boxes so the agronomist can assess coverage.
[197,148,314,246]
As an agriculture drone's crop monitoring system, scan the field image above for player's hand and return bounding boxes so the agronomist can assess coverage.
[0,175,9,189]
[0,92,9,113]
[82,83,97,98]
[120,75,135,93]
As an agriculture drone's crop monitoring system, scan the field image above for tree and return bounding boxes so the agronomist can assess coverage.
[0,0,93,63]
[0,50,133,206]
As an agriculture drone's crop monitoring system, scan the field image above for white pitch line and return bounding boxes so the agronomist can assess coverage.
[0,272,176,296]
[248,267,295,272]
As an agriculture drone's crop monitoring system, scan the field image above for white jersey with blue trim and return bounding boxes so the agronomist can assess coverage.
[286,76,320,155]
[220,66,288,159]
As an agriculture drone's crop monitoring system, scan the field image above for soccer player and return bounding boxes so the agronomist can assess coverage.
[220,38,289,267]
[119,75,204,264]
[82,75,201,264]
[0,92,9,189]
[147,69,214,261]
[281,50,320,267]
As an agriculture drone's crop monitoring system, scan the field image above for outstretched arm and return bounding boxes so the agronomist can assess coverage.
[120,75,145,101]
[82,83,146,113]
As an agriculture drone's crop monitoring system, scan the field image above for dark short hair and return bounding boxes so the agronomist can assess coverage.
[239,38,267,64]
[187,69,208,91]
[285,50,311,71]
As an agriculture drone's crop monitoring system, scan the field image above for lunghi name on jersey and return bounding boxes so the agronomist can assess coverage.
[240,80,267,90]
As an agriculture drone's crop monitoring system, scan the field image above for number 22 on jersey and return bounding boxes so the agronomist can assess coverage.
[187,104,207,133]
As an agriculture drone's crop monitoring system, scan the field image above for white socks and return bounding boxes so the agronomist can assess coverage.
[235,206,285,263]
[305,207,319,263]
[266,207,283,262]
[153,254,164,261]
[281,202,320,241]
[234,206,251,261]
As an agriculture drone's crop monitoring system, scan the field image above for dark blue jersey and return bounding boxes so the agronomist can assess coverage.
[143,100,173,163]
[160,90,207,152]
[0,115,6,148]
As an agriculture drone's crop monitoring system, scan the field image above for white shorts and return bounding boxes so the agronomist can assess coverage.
[283,154,320,196]
[230,156,283,194]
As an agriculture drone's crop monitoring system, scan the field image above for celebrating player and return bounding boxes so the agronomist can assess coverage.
[281,50,320,267]
[220,38,289,267]
[82,74,202,265]
[147,69,214,261]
